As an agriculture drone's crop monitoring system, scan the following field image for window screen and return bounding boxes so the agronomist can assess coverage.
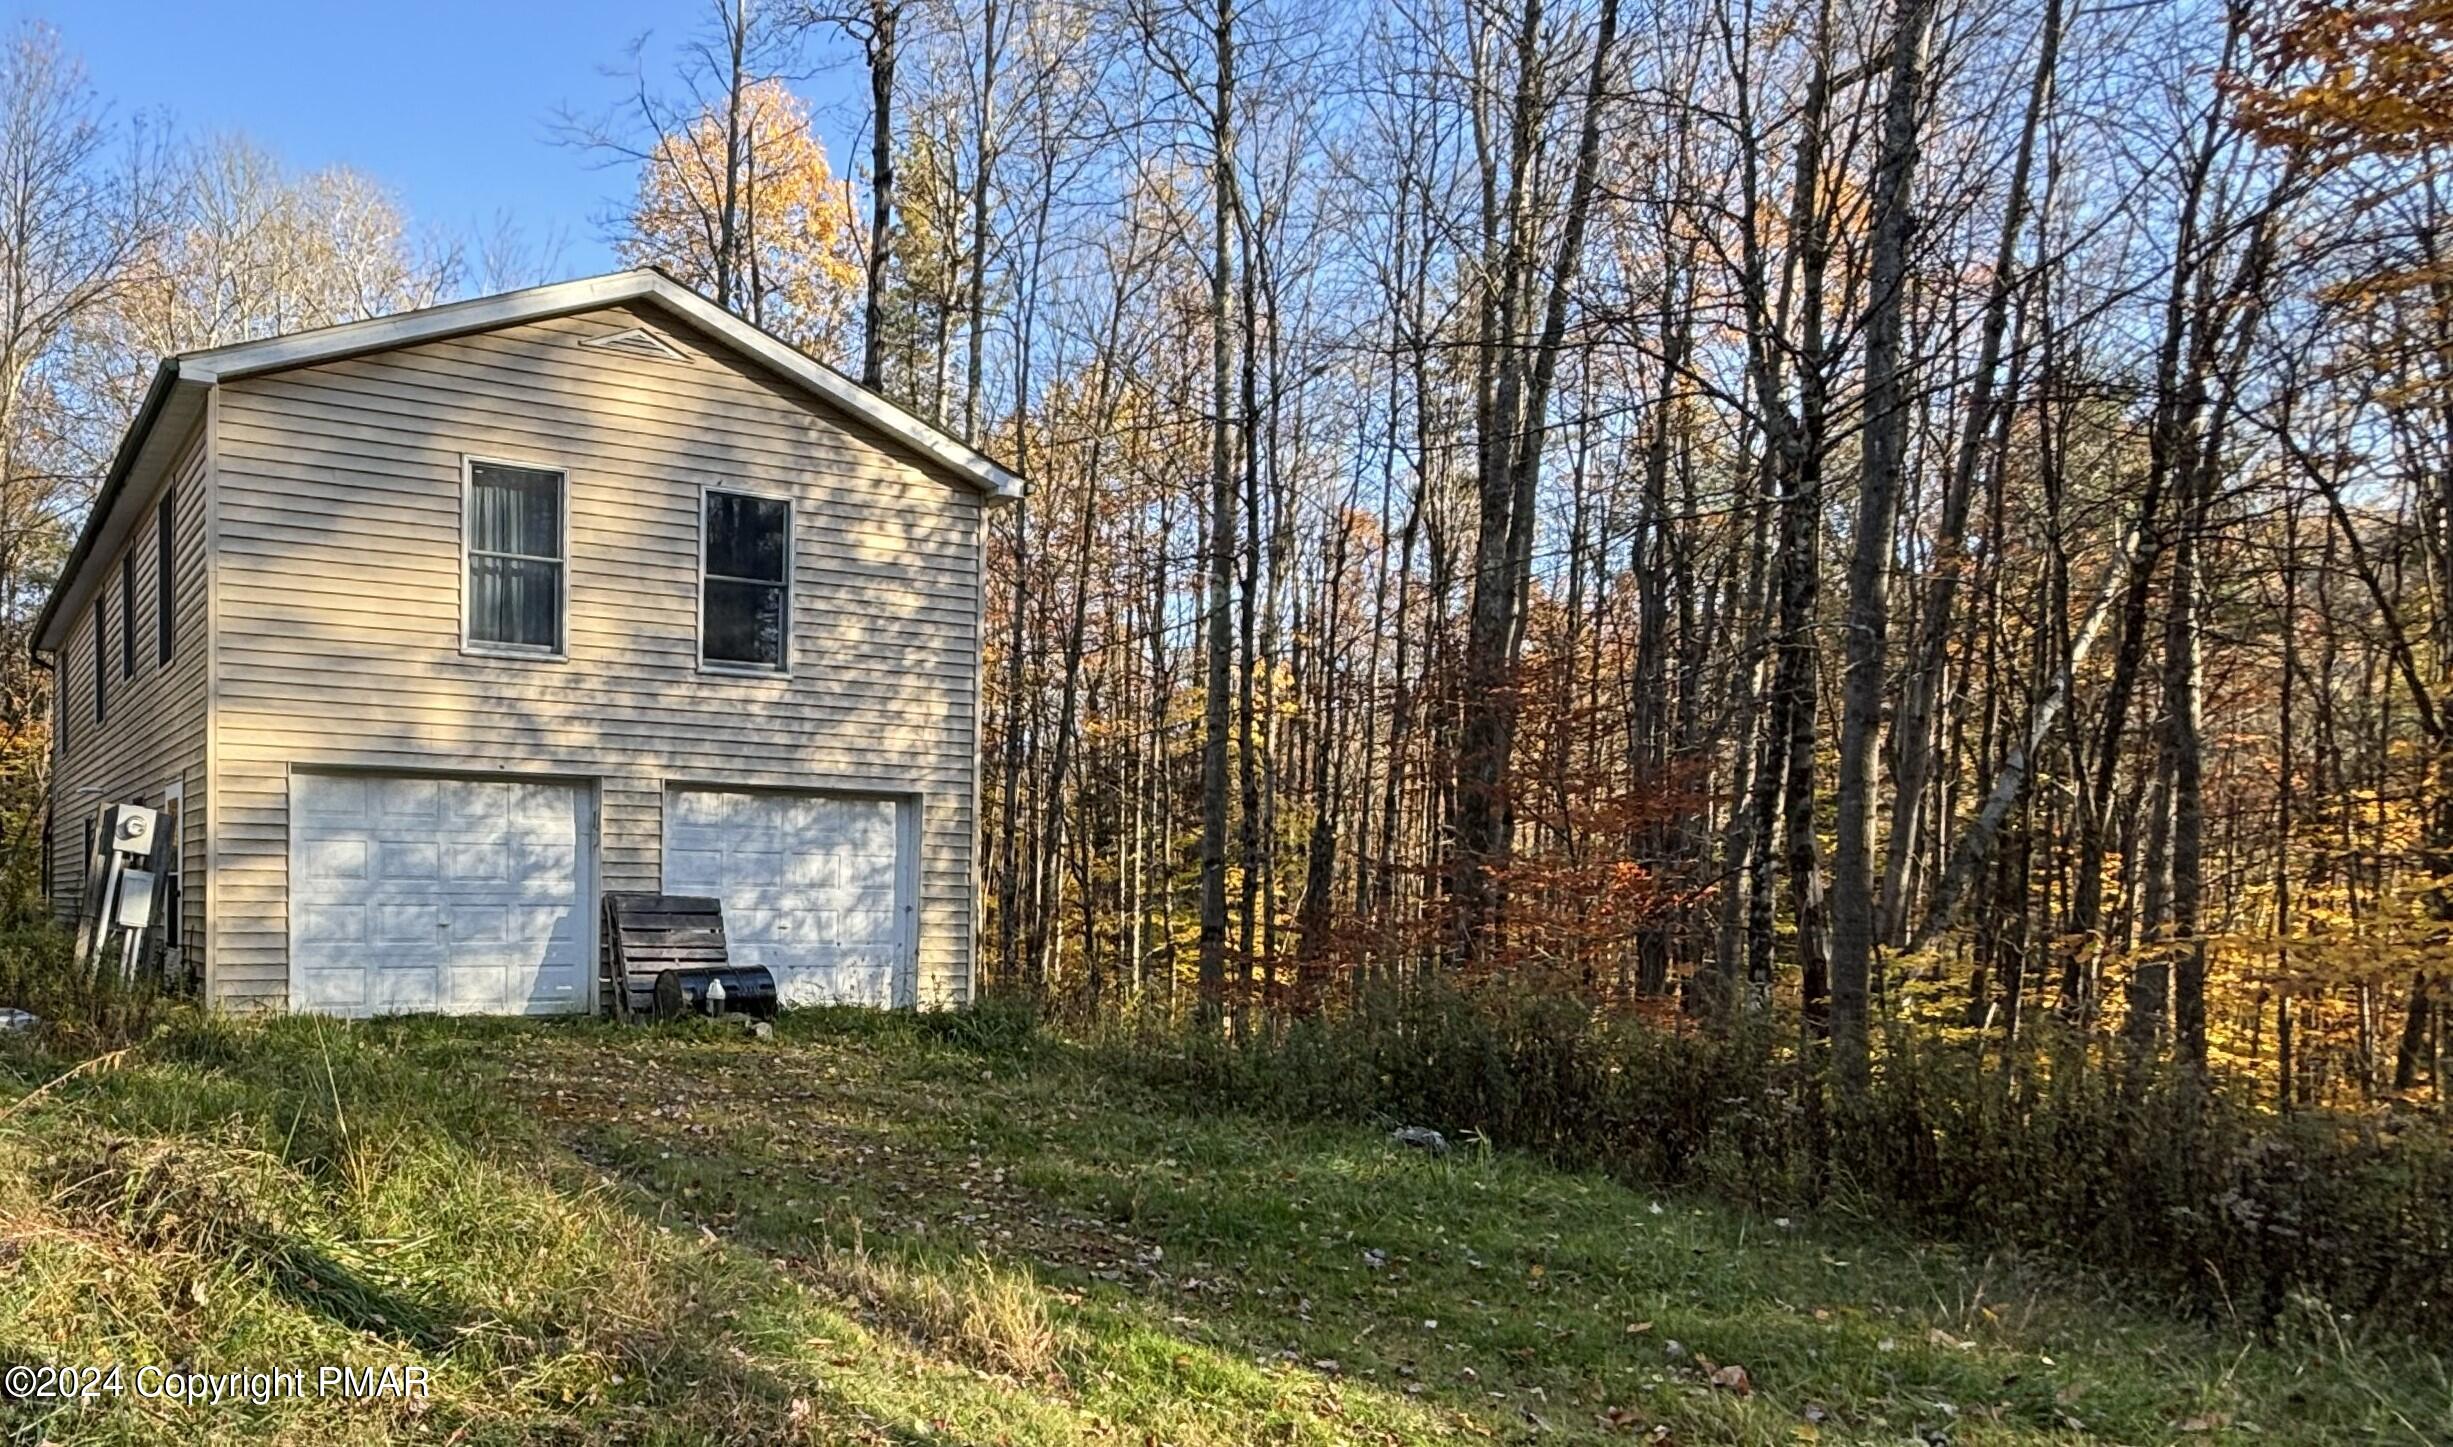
[467,462,564,652]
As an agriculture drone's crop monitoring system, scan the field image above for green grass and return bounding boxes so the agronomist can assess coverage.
[1,1010,2446,1445]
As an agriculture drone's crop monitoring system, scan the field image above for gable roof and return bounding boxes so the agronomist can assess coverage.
[33,268,1022,655]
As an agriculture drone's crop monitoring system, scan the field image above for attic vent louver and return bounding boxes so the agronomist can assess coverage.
[579,326,690,363]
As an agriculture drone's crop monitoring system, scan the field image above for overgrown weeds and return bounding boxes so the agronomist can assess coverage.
[817,1237,1073,1381]
[1115,982,2453,1345]
[0,923,182,1052]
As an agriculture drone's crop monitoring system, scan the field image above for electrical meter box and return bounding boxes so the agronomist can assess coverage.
[113,869,157,928]
[102,803,158,857]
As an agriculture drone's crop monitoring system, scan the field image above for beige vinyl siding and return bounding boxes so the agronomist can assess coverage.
[208,304,983,1010]
[47,424,211,962]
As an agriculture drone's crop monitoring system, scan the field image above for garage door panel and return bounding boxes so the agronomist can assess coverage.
[444,963,509,1009]
[443,843,507,881]
[514,963,586,1012]
[374,841,440,880]
[510,842,577,876]
[297,966,368,1012]
[840,807,895,855]
[367,965,440,1013]
[509,781,575,821]
[438,782,504,830]
[664,847,722,889]
[446,904,508,942]
[295,772,368,820]
[728,907,779,944]
[512,904,579,943]
[295,903,367,944]
[372,904,436,944]
[841,907,896,941]
[664,788,911,1009]
[290,771,591,1018]
[774,908,829,945]
[669,789,734,827]
[375,776,442,821]
[804,959,893,1007]
[298,838,369,881]
[841,850,896,890]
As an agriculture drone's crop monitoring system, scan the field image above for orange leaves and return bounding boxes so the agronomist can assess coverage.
[2235,1,2453,159]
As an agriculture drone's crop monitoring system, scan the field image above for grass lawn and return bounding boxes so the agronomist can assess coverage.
[1,1010,2447,1445]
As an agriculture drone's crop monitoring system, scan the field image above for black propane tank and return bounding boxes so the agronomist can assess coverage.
[653,965,781,1021]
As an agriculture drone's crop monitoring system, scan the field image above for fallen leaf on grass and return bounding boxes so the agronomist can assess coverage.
[1625,1320,1653,1335]
[2176,1413,2232,1433]
[1708,1364,1752,1395]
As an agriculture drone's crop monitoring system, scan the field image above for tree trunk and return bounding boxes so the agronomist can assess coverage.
[1195,0,1238,1023]
[861,0,900,390]
[1830,0,1937,1090]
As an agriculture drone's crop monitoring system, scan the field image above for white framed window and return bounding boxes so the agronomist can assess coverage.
[157,488,177,666]
[92,600,106,722]
[119,551,135,679]
[699,486,792,674]
[462,457,567,657]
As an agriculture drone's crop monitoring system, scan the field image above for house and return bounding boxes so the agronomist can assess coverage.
[35,269,1020,1016]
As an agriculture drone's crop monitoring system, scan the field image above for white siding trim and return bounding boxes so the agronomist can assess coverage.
[203,388,221,1002]
[161,776,184,963]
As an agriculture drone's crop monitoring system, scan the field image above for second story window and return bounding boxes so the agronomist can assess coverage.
[92,600,106,723]
[700,489,791,673]
[157,489,177,665]
[120,552,135,679]
[464,460,564,655]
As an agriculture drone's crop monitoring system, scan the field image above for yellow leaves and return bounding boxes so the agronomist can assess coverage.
[620,79,864,359]
[2237,0,2453,160]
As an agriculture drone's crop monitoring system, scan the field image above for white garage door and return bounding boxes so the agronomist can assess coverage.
[290,771,592,1017]
[663,788,912,1008]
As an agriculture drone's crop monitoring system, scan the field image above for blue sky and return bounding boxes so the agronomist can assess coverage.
[28,1,868,277]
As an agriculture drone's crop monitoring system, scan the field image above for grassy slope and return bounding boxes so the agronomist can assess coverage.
[0,1012,2444,1446]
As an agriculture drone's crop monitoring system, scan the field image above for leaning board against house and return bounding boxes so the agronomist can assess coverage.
[35,271,1021,1017]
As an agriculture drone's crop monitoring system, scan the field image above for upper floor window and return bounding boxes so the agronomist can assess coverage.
[119,552,135,679]
[92,600,106,723]
[464,460,564,655]
[157,489,177,665]
[701,489,790,673]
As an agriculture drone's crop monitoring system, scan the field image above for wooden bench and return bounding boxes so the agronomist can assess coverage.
[600,893,730,1020]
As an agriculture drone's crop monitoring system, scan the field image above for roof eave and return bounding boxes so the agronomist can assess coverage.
[30,360,191,657]
[629,275,1027,504]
